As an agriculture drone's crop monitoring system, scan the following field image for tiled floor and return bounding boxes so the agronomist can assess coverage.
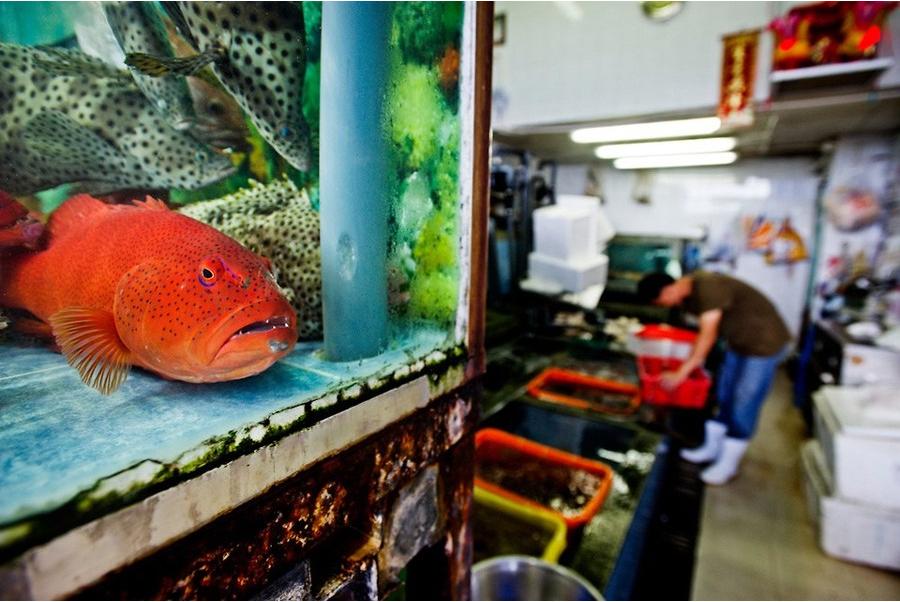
[692,372,900,600]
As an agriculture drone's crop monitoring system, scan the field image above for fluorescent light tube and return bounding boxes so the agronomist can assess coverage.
[595,137,736,159]
[613,152,738,169]
[571,117,722,144]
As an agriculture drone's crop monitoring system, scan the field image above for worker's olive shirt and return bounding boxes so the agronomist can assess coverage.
[682,271,791,357]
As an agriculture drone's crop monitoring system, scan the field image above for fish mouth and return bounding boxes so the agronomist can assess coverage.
[225,315,293,343]
[190,122,250,152]
[205,308,298,380]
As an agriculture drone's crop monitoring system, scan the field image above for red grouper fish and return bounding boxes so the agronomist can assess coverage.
[0,194,298,394]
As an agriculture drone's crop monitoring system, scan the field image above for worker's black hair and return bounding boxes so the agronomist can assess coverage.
[637,272,675,304]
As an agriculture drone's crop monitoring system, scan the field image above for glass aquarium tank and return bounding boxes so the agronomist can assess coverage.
[0,2,487,588]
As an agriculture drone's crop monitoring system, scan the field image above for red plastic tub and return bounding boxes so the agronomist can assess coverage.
[637,356,711,409]
[630,324,697,359]
[474,428,614,529]
[526,367,640,416]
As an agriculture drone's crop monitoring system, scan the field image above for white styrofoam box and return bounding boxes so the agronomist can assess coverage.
[813,387,900,511]
[800,439,832,526]
[821,496,900,571]
[804,438,900,571]
[532,204,597,261]
[520,279,605,310]
[840,343,900,386]
[527,252,608,293]
[820,384,900,436]
[556,195,616,248]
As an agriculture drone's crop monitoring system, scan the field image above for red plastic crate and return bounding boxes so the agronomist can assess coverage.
[637,356,711,409]
[630,324,697,359]
[474,429,614,529]
[526,367,640,416]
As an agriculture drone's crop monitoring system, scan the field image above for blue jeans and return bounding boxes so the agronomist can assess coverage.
[714,346,787,440]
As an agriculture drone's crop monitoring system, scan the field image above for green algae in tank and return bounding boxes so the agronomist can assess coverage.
[386,2,464,330]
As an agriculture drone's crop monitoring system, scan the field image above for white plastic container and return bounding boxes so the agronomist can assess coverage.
[532,204,597,262]
[812,386,900,511]
[527,252,608,293]
[802,438,900,571]
[821,496,900,571]
[555,195,615,251]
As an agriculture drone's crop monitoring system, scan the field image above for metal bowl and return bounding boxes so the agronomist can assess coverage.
[471,555,604,601]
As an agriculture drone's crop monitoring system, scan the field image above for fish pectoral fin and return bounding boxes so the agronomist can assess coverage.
[49,307,132,395]
[9,316,55,341]
[21,111,122,166]
[16,112,134,199]
[33,46,133,83]
[125,47,223,77]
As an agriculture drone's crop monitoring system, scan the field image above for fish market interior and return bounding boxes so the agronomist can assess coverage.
[0,1,898,600]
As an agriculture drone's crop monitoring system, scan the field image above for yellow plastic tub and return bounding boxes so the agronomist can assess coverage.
[473,485,567,563]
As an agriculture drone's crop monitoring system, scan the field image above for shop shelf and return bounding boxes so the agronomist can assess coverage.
[526,367,640,416]
[473,486,568,563]
[475,428,614,529]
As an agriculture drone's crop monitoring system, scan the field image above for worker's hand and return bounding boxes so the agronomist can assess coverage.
[660,370,686,391]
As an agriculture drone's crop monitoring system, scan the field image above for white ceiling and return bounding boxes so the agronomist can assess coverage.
[493,88,900,164]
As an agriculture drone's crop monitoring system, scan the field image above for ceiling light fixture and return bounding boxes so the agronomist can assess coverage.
[595,137,736,159]
[613,152,738,169]
[571,116,722,144]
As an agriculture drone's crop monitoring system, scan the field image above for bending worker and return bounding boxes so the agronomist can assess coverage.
[637,271,791,485]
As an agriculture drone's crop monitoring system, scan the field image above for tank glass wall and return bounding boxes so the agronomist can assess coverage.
[0,0,467,360]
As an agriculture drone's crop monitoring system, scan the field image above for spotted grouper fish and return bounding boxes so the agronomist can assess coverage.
[126,1,311,171]
[0,42,235,195]
[0,194,297,393]
[104,1,197,131]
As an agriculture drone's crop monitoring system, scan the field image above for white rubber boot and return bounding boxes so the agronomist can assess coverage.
[701,438,749,485]
[680,420,727,463]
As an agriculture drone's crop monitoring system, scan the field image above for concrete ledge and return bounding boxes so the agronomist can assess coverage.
[0,374,462,600]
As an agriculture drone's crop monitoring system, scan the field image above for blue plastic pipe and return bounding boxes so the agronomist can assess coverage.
[319,2,392,361]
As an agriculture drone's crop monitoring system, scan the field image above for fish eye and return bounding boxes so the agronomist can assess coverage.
[208,100,224,116]
[198,259,220,287]
[278,126,291,139]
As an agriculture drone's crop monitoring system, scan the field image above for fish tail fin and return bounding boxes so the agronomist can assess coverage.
[125,47,222,77]
[0,192,44,249]
[49,307,132,395]
[0,191,28,225]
